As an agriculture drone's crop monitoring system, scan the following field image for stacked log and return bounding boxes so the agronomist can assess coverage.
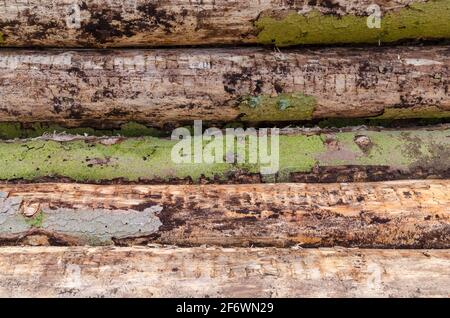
[0,180,448,248]
[0,47,448,125]
[0,0,449,47]
[0,247,448,297]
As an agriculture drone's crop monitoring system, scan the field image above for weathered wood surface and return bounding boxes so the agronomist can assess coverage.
[0,47,449,125]
[0,0,449,47]
[0,247,448,297]
[0,128,448,183]
[0,180,448,247]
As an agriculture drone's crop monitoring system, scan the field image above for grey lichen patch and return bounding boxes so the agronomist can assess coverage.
[239,93,316,121]
[0,195,30,234]
[40,205,163,245]
[0,196,163,245]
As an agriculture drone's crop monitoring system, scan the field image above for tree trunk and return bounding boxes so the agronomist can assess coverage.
[0,180,448,247]
[0,47,449,125]
[0,0,448,47]
[0,246,448,297]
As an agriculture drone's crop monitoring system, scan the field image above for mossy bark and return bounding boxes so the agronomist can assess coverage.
[0,0,448,47]
[256,1,450,46]
[0,47,449,125]
[0,128,448,183]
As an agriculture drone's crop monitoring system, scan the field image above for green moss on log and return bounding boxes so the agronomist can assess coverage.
[25,211,44,228]
[375,106,450,120]
[256,1,450,46]
[0,122,167,140]
[239,93,316,121]
[0,123,22,140]
[0,129,447,182]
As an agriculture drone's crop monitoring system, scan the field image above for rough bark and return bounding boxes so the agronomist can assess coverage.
[0,247,448,297]
[0,180,448,247]
[0,127,448,183]
[0,0,448,47]
[0,47,449,125]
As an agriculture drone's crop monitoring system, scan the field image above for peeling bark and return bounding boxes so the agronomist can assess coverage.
[0,0,448,47]
[0,47,449,125]
[0,247,448,297]
[0,180,448,247]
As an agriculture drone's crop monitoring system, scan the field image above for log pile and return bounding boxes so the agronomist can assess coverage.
[0,0,449,298]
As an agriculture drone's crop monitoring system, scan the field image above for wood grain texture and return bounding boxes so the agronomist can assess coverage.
[0,246,448,297]
[0,0,447,47]
[0,47,449,125]
[1,180,448,247]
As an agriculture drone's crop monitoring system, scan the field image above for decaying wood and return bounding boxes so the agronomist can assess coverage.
[0,246,448,297]
[0,180,448,247]
[0,47,449,125]
[0,0,448,47]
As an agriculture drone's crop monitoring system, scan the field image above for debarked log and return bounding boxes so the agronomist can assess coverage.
[0,47,449,125]
[0,180,448,247]
[0,0,449,47]
[0,128,448,183]
[0,247,449,297]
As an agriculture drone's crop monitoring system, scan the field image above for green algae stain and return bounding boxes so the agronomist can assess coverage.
[256,1,450,46]
[0,135,324,182]
[25,211,44,228]
[239,93,316,121]
[0,129,447,182]
[0,138,238,182]
[277,134,326,179]
[325,129,450,169]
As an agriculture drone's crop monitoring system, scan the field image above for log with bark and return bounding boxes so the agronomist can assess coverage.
[0,127,448,183]
[0,247,448,297]
[0,47,449,126]
[0,0,449,47]
[0,180,448,247]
